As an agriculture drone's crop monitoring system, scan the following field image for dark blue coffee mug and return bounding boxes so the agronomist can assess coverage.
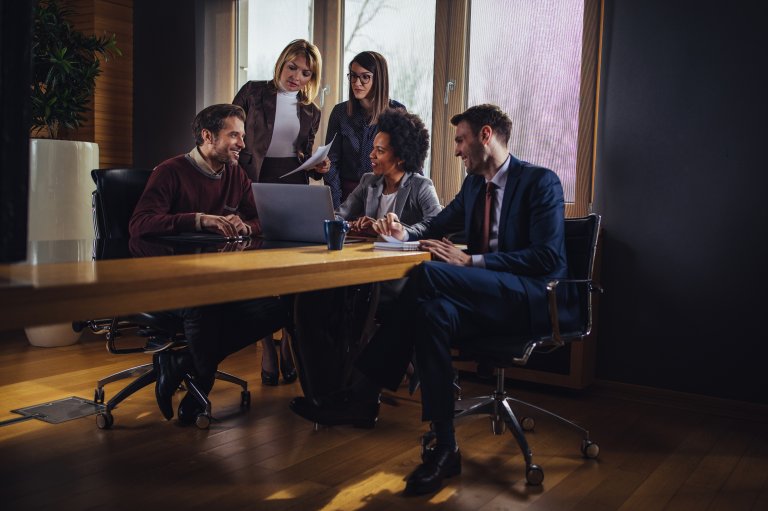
[323,219,350,250]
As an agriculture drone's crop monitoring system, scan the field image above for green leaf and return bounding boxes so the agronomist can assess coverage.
[29,0,122,139]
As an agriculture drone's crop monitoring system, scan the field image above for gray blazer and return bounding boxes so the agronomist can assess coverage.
[336,172,442,238]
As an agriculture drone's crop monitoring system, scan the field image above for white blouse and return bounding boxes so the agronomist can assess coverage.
[265,90,300,157]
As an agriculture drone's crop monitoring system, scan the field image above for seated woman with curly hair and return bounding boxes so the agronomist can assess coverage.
[336,109,442,236]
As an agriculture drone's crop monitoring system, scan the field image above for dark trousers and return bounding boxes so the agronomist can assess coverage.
[174,296,291,378]
[260,156,307,185]
[356,261,532,422]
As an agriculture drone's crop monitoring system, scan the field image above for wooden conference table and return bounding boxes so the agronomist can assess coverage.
[0,238,430,331]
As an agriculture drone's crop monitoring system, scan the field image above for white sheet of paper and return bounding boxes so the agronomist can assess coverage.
[279,133,337,179]
[380,234,402,243]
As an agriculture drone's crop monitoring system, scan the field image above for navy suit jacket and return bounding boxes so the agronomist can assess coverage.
[405,155,568,335]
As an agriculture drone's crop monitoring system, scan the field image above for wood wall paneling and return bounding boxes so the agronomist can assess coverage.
[68,0,133,168]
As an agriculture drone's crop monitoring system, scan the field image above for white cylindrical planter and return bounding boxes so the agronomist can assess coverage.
[28,139,98,241]
[26,139,99,347]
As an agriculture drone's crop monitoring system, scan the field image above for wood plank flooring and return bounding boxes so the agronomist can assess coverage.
[0,329,766,510]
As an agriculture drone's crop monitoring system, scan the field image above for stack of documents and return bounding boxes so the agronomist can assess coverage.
[373,241,421,251]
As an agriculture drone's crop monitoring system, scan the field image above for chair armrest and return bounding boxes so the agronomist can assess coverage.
[545,278,602,346]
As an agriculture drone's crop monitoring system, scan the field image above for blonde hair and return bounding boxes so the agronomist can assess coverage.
[272,39,323,105]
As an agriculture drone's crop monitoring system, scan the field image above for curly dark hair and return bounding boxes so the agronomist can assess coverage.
[376,108,430,174]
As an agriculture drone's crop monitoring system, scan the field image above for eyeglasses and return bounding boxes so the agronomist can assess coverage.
[347,72,373,85]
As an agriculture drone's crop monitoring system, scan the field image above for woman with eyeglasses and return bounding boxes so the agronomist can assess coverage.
[232,39,329,386]
[324,51,404,208]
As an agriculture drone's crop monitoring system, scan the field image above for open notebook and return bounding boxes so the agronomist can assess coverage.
[373,240,422,251]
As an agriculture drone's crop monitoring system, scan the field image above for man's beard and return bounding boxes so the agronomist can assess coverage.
[212,144,238,167]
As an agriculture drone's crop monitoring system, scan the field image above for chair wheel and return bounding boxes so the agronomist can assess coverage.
[96,412,114,430]
[581,439,600,459]
[521,416,535,431]
[195,413,211,430]
[525,464,544,485]
[490,417,506,435]
[94,387,105,404]
[240,390,251,409]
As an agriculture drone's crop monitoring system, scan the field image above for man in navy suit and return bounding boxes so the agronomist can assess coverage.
[290,104,567,495]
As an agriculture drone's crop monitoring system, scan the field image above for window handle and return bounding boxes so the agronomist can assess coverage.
[444,80,456,105]
[320,86,330,108]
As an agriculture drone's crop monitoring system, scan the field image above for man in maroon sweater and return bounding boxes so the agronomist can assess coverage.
[129,104,290,424]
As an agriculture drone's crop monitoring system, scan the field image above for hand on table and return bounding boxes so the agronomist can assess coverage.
[371,213,407,240]
[419,238,471,266]
[201,214,250,237]
[349,216,376,233]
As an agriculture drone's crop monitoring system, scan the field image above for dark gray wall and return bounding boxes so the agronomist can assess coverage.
[133,0,198,169]
[0,0,32,263]
[593,0,768,403]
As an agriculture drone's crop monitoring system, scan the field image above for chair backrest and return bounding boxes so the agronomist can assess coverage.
[91,168,153,239]
[563,213,601,336]
[456,213,601,366]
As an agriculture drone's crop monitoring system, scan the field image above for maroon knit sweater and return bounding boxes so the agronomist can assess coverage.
[129,154,260,237]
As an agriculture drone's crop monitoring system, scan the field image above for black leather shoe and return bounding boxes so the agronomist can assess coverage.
[154,352,180,420]
[177,392,203,426]
[177,374,214,425]
[404,446,462,496]
[261,370,279,386]
[280,362,298,384]
[154,351,192,420]
[289,391,379,429]
[279,344,298,384]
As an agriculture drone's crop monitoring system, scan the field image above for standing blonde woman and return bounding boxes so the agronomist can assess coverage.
[233,39,329,385]
[233,39,329,185]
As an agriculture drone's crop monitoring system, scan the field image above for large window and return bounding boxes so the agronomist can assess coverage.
[342,0,436,175]
[468,0,584,203]
[237,0,314,88]
[234,0,601,214]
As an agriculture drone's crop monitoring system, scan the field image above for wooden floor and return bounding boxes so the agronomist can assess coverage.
[1,330,767,511]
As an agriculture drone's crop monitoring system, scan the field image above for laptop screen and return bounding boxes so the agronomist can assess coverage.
[251,183,335,243]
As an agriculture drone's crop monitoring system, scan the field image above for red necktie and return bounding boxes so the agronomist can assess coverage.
[481,182,495,253]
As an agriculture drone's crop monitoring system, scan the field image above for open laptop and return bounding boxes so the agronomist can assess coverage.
[251,182,335,243]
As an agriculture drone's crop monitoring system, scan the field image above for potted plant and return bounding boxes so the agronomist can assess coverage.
[30,0,121,139]
[27,0,120,347]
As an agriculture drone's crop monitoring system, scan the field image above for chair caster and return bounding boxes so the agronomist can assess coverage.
[240,390,251,409]
[521,416,535,431]
[525,464,544,485]
[490,417,506,435]
[581,439,600,459]
[195,413,211,430]
[96,412,114,430]
[94,387,105,404]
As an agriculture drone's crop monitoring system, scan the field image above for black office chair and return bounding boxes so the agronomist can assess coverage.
[432,213,602,486]
[77,168,250,430]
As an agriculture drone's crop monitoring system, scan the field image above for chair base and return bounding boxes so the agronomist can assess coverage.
[448,368,598,485]
[94,355,250,430]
